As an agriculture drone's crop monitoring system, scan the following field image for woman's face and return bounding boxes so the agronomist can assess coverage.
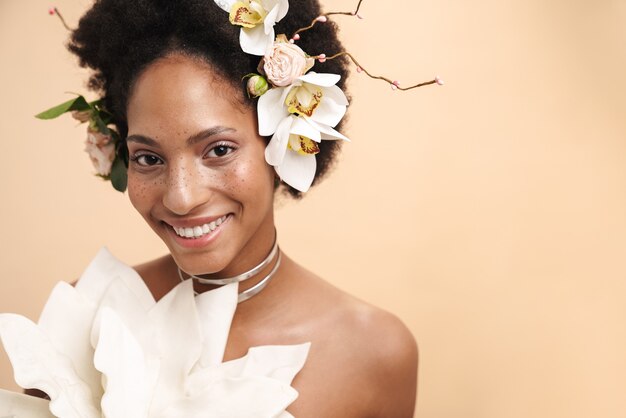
[126,54,276,275]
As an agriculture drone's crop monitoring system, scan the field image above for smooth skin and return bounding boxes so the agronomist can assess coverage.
[125,53,418,417]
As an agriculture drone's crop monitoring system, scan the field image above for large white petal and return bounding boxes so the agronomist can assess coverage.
[240,24,271,56]
[322,84,349,106]
[90,277,154,350]
[265,116,294,166]
[258,86,289,135]
[310,92,347,127]
[290,116,321,141]
[298,72,341,87]
[213,0,237,13]
[147,280,203,415]
[223,343,310,385]
[158,376,298,418]
[303,118,350,141]
[38,282,102,402]
[264,3,280,33]
[276,150,316,192]
[93,308,151,418]
[75,247,155,311]
[276,0,289,21]
[0,313,100,418]
[194,283,238,368]
[0,388,54,418]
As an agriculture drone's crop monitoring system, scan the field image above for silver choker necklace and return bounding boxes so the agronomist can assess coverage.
[177,239,281,303]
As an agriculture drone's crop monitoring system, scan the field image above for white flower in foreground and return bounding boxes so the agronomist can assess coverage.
[0,248,309,418]
[258,72,349,192]
[214,0,289,56]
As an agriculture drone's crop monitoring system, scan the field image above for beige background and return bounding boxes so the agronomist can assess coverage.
[1,0,625,417]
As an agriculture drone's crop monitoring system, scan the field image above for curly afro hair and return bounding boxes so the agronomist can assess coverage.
[68,0,350,198]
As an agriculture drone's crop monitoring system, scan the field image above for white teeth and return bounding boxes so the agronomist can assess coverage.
[172,215,229,239]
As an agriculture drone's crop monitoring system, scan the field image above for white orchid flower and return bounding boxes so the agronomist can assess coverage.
[0,248,309,418]
[258,72,349,192]
[214,0,289,56]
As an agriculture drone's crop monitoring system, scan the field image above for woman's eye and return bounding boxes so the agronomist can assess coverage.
[131,154,162,167]
[206,144,235,158]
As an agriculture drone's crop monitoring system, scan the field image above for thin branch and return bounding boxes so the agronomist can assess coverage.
[320,51,442,91]
[49,7,73,31]
[291,0,364,40]
[325,0,364,18]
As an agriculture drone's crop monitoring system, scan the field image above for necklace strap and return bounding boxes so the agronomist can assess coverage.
[178,247,282,304]
[237,250,281,303]
[178,237,278,285]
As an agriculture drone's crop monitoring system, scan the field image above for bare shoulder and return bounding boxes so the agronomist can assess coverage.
[288,267,418,417]
[338,296,418,417]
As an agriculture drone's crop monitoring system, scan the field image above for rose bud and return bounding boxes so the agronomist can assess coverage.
[247,74,269,98]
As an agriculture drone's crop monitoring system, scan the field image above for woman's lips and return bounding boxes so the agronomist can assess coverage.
[165,214,232,249]
[170,214,229,239]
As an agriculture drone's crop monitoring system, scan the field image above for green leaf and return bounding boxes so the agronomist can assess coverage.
[93,115,111,135]
[109,157,127,192]
[35,96,90,120]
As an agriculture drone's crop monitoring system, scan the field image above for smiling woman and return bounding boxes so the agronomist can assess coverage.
[0,0,418,417]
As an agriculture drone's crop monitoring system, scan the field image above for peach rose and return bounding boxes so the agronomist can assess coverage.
[263,38,314,87]
[84,131,115,176]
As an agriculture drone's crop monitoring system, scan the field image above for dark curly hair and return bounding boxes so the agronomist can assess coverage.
[68,0,350,198]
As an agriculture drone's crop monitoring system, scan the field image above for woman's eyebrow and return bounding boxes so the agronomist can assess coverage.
[126,126,237,147]
[126,134,159,147]
[186,126,236,146]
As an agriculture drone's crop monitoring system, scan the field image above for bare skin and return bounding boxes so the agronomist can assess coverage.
[97,53,418,417]
[135,253,418,417]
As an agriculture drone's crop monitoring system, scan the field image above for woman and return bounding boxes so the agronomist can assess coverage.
[1,0,417,416]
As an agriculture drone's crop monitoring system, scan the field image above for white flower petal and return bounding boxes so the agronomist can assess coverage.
[298,72,341,87]
[264,3,280,33]
[258,86,289,135]
[213,0,237,13]
[228,343,311,385]
[0,388,54,417]
[158,376,298,418]
[322,84,349,106]
[240,24,272,56]
[147,280,203,414]
[310,92,348,127]
[74,247,155,311]
[194,283,238,368]
[276,150,316,192]
[90,277,155,352]
[0,313,100,418]
[38,282,102,402]
[265,116,294,166]
[94,308,151,418]
[290,116,321,141]
[303,118,350,141]
[276,0,289,21]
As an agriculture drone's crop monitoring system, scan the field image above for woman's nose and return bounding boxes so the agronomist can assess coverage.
[161,159,212,215]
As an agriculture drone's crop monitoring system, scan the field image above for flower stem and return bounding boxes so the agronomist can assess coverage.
[51,7,73,31]
[321,51,439,91]
[291,0,364,39]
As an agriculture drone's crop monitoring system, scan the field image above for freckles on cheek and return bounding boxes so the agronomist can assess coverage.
[223,159,268,193]
[128,176,163,210]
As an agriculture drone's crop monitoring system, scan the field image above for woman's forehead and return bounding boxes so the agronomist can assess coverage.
[126,55,252,140]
